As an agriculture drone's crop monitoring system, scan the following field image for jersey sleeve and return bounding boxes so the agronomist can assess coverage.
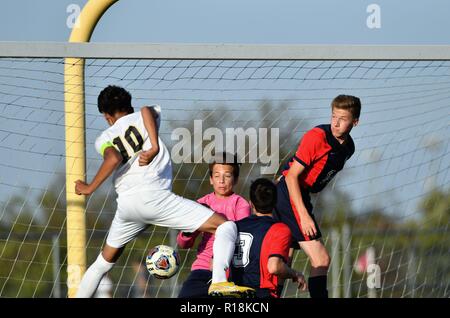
[294,128,328,168]
[94,132,114,157]
[263,223,292,262]
[196,194,209,207]
[234,196,252,221]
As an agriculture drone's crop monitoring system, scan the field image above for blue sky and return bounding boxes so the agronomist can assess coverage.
[1,0,450,44]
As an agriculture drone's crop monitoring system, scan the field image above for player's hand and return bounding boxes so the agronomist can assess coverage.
[74,180,93,195]
[139,149,158,166]
[300,213,317,238]
[292,271,307,291]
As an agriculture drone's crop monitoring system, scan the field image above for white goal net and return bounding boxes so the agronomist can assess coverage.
[0,44,448,297]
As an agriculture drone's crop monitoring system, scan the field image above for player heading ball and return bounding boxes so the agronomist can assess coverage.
[274,95,361,298]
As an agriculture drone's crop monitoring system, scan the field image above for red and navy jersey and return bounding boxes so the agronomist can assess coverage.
[281,124,355,193]
[230,215,292,298]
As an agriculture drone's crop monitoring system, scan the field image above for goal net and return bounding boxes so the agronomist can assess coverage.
[0,44,448,298]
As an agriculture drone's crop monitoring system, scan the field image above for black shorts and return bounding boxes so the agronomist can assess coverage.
[273,177,322,245]
[178,269,212,298]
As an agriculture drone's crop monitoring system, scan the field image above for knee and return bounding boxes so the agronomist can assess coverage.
[310,252,331,269]
[212,221,237,241]
[216,220,236,235]
[204,213,228,233]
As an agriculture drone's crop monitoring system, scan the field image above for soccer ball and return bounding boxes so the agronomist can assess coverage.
[146,245,180,279]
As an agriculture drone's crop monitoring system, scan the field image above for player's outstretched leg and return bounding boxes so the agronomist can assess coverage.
[196,214,255,297]
[75,245,124,298]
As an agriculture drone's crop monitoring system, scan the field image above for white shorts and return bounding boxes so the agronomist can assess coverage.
[106,188,214,248]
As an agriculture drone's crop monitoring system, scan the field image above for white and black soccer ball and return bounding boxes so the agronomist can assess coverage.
[146,245,180,279]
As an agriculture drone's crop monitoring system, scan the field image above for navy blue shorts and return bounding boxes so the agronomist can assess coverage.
[273,177,322,245]
[178,269,212,298]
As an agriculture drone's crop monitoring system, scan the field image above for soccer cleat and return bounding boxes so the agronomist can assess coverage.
[208,282,256,298]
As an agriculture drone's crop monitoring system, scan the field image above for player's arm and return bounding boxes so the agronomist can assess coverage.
[176,230,200,249]
[266,223,307,291]
[139,106,160,166]
[284,160,317,237]
[267,256,307,291]
[75,147,122,196]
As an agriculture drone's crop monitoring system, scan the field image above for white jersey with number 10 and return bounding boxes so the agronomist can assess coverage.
[94,105,172,195]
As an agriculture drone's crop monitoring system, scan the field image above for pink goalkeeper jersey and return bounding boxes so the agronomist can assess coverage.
[176,192,251,271]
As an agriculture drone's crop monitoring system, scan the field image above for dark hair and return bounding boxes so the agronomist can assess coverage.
[331,95,361,119]
[250,178,277,214]
[209,152,240,179]
[98,85,134,116]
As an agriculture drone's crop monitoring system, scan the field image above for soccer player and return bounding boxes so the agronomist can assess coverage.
[230,178,307,298]
[177,153,251,298]
[274,95,361,298]
[74,85,253,297]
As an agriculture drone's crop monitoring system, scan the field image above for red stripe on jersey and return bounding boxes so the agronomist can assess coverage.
[289,197,310,242]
